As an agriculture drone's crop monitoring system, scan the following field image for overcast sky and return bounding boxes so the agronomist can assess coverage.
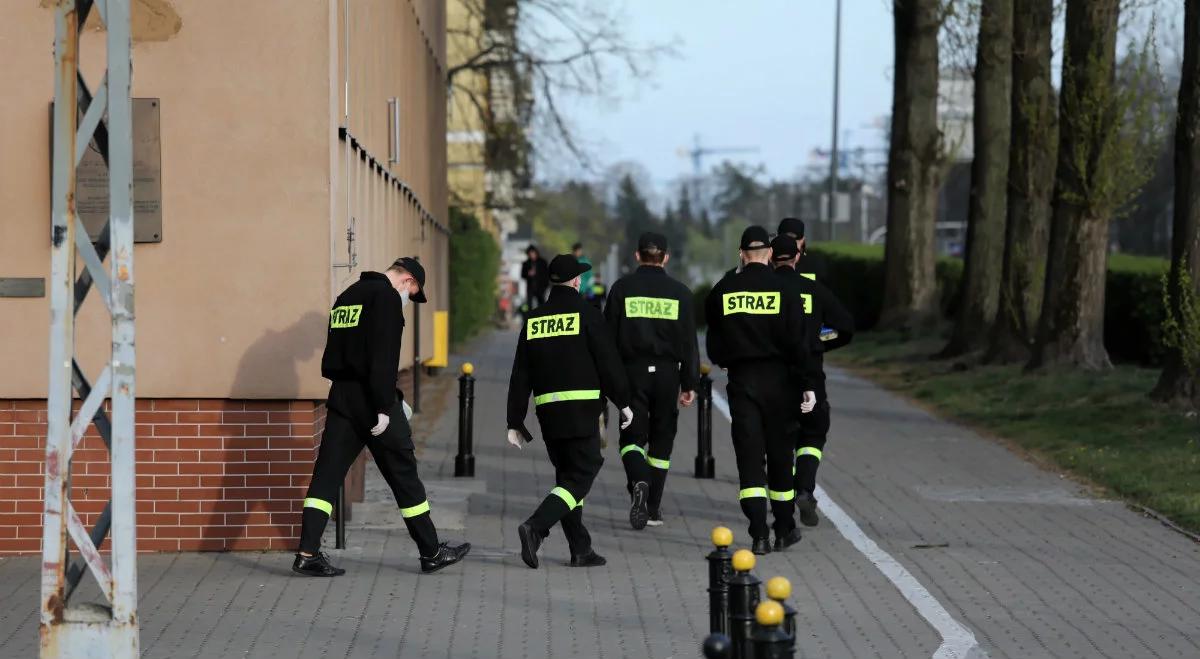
[537,1,895,188]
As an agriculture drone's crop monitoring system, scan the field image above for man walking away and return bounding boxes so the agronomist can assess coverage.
[605,232,700,529]
[706,227,815,555]
[521,245,550,311]
[573,242,594,300]
[294,258,470,576]
[507,254,634,568]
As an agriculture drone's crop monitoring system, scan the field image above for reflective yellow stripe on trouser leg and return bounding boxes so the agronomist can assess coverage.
[620,444,647,459]
[769,489,795,502]
[796,447,823,461]
[551,486,579,510]
[738,487,767,500]
[400,500,431,518]
[303,497,333,515]
[647,456,670,470]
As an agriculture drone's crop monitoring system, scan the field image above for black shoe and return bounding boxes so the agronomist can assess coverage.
[518,523,541,569]
[292,551,345,577]
[420,542,471,574]
[646,509,664,527]
[569,550,607,567]
[629,481,650,530]
[797,491,820,527]
[774,527,803,551]
[751,537,772,555]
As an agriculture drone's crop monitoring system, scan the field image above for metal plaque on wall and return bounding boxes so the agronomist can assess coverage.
[74,98,163,243]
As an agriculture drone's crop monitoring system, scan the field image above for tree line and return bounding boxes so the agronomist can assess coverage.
[883,0,1199,407]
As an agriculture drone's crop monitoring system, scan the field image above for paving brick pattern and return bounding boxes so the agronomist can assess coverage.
[1,330,1198,658]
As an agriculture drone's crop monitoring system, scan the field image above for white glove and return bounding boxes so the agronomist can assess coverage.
[800,391,816,414]
[370,413,390,436]
[506,429,524,449]
[619,406,634,430]
[402,400,413,420]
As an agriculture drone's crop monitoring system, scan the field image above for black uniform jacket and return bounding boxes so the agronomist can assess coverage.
[604,265,701,392]
[507,286,633,441]
[320,272,406,417]
[705,262,813,388]
[774,265,855,395]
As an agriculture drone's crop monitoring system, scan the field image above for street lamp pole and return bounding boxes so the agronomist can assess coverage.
[827,0,842,241]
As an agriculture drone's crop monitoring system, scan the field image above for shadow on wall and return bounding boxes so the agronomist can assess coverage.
[231,311,326,399]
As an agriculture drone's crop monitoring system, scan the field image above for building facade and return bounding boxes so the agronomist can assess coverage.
[0,0,449,554]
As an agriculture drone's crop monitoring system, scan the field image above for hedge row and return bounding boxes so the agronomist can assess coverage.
[805,243,1170,366]
[449,207,501,346]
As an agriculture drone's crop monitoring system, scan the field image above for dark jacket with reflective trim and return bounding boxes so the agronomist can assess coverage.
[604,265,701,392]
[320,272,406,415]
[705,262,813,387]
[774,265,855,397]
[507,285,632,441]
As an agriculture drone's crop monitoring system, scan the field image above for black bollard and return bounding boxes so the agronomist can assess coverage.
[702,633,734,659]
[750,601,794,659]
[454,363,476,477]
[335,483,346,549]
[765,577,798,650]
[728,549,762,659]
[707,527,735,634]
[695,364,715,479]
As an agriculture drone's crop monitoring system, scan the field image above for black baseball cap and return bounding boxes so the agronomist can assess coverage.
[770,235,799,262]
[777,217,805,239]
[739,225,771,251]
[548,254,592,283]
[637,231,669,253]
[391,256,427,303]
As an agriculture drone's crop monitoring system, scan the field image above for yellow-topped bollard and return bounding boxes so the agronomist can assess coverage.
[756,600,784,626]
[454,361,476,477]
[732,549,756,573]
[700,362,712,376]
[766,576,791,601]
[711,526,733,548]
[695,362,715,478]
[461,362,474,376]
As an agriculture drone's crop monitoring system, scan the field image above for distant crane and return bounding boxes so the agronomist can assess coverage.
[677,134,760,177]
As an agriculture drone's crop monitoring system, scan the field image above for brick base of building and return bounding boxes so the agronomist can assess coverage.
[0,398,330,555]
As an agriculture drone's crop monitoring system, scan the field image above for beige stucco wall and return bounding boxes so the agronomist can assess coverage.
[0,0,448,400]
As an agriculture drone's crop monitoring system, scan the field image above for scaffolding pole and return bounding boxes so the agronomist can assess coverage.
[41,0,138,656]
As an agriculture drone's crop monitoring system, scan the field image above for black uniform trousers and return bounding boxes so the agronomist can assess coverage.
[525,433,603,557]
[618,358,680,513]
[298,383,439,557]
[726,362,799,541]
[793,393,831,496]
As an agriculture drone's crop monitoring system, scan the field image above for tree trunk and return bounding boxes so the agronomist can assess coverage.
[881,0,942,331]
[1151,0,1200,405]
[1029,0,1119,371]
[986,0,1056,364]
[940,0,1014,358]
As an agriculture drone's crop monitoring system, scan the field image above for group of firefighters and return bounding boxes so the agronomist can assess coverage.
[291,217,853,577]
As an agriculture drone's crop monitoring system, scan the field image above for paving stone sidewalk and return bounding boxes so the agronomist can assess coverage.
[1,329,1198,658]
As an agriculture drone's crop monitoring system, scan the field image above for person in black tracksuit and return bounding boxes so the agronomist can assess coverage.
[604,232,700,530]
[293,258,470,577]
[775,218,854,527]
[507,254,634,569]
[706,226,815,555]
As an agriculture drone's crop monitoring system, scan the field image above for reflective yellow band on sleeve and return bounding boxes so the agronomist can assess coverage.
[739,487,768,500]
[797,447,823,461]
[769,489,796,502]
[551,486,579,510]
[534,389,601,406]
[400,500,431,518]
[620,444,647,458]
[303,497,333,515]
[647,456,670,470]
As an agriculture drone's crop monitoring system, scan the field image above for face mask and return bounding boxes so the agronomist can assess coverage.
[399,289,411,308]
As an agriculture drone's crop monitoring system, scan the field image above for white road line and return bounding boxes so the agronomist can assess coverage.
[711,388,984,659]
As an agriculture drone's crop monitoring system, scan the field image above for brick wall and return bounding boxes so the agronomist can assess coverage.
[0,399,327,555]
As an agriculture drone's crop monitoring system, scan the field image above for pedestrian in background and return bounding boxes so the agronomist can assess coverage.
[521,245,550,311]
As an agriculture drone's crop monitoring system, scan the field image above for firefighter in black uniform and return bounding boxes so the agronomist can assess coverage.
[604,232,700,530]
[774,219,854,526]
[706,226,815,555]
[293,258,470,577]
[507,254,634,569]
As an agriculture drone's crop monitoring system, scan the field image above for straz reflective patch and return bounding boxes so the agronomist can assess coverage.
[526,312,580,339]
[722,291,781,315]
[329,304,363,328]
[625,296,679,320]
[800,293,813,314]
